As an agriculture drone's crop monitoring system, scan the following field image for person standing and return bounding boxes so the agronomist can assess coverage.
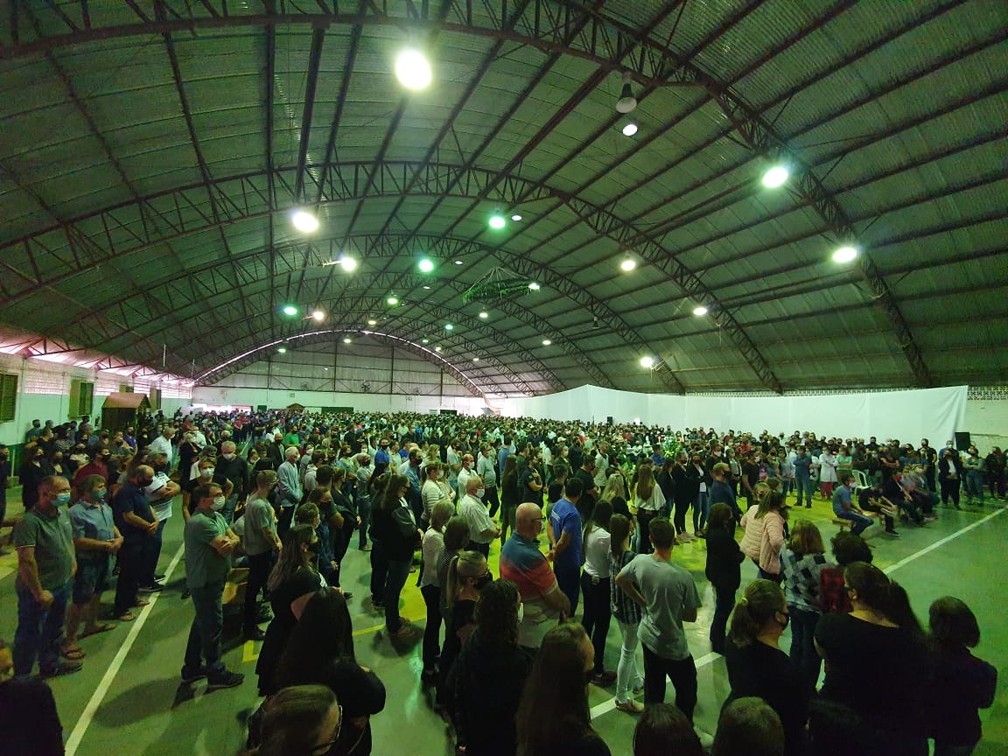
[705,504,744,655]
[615,517,700,719]
[608,514,645,714]
[476,445,500,518]
[458,476,499,559]
[181,482,244,688]
[12,476,79,678]
[276,446,303,537]
[112,465,159,622]
[547,477,584,615]
[500,503,570,652]
[242,470,282,641]
[939,448,965,509]
[779,521,830,689]
[213,440,249,524]
[580,500,615,685]
[66,475,122,646]
[793,447,813,508]
[0,444,10,555]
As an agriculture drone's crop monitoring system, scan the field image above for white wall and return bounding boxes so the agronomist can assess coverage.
[191,385,489,415]
[0,353,192,446]
[964,397,1008,451]
[499,385,970,445]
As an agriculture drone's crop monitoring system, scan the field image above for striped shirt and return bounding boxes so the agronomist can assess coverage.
[609,549,642,624]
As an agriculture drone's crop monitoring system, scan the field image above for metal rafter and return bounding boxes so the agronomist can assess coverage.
[198,327,489,398]
[115,278,560,396]
[197,309,533,396]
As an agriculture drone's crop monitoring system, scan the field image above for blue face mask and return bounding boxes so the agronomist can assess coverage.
[55,492,71,506]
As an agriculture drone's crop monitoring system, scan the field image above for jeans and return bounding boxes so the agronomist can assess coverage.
[14,581,71,677]
[114,540,144,616]
[370,540,387,604]
[615,619,644,703]
[384,558,412,633]
[420,584,441,671]
[789,605,822,689]
[500,504,516,544]
[835,508,873,535]
[184,581,226,677]
[796,475,814,506]
[964,471,984,502]
[142,519,166,586]
[222,493,238,525]
[580,573,611,674]
[356,498,371,548]
[781,478,794,498]
[642,645,697,720]
[692,491,710,532]
[244,550,273,633]
[710,585,736,655]
[554,561,580,617]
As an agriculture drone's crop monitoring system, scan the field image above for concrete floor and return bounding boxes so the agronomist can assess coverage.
[1,494,1006,755]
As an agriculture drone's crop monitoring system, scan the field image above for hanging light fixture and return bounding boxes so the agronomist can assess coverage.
[616,71,637,114]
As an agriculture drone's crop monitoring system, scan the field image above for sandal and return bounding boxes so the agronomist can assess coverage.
[117,612,137,622]
[61,647,86,661]
[135,599,151,607]
[80,623,116,638]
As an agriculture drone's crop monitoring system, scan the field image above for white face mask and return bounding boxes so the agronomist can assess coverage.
[517,602,524,624]
[201,467,214,478]
[222,453,235,461]
[476,488,486,499]
[211,495,226,511]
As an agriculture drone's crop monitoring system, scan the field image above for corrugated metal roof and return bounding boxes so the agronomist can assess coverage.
[0,0,1005,397]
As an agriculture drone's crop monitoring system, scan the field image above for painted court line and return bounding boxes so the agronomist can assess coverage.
[590,506,1008,721]
[883,504,1007,576]
[65,542,186,756]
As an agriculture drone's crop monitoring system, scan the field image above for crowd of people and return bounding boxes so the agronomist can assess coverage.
[0,408,1002,755]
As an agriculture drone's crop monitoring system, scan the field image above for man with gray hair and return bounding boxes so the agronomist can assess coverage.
[276,446,302,537]
[213,440,248,524]
[458,476,498,558]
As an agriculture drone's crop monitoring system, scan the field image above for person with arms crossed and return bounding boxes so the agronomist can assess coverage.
[500,502,570,651]
[13,476,80,678]
[181,482,244,688]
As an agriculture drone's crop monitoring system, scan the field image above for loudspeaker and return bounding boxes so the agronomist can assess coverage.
[607,416,614,424]
[954,432,971,451]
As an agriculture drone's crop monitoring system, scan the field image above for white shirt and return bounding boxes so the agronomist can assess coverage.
[459,493,494,544]
[148,435,173,461]
[583,527,611,579]
[457,466,475,494]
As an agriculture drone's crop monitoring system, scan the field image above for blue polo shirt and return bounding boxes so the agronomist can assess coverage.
[112,483,153,542]
[69,500,116,562]
[832,484,853,515]
[549,497,582,570]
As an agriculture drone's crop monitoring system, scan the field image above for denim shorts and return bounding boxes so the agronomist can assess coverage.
[73,558,110,604]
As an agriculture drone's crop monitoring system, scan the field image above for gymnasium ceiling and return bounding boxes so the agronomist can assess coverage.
[1,0,1006,398]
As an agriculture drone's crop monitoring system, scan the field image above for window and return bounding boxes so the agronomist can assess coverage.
[69,379,94,418]
[0,373,17,422]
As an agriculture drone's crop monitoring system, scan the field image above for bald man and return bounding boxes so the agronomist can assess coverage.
[499,502,570,650]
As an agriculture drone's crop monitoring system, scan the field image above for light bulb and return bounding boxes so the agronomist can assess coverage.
[338,255,358,272]
[291,209,319,233]
[692,305,709,317]
[761,165,789,189]
[620,258,637,272]
[622,122,638,137]
[832,245,859,263]
[418,258,434,273]
[639,355,655,369]
[395,48,432,90]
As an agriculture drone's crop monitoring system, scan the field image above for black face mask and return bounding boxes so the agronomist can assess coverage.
[307,541,320,555]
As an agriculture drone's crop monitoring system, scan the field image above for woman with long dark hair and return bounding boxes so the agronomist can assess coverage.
[276,590,386,755]
[369,474,422,639]
[705,503,745,655]
[724,580,809,756]
[451,579,533,756]
[813,562,928,755]
[516,622,611,755]
[580,499,614,683]
[256,525,324,696]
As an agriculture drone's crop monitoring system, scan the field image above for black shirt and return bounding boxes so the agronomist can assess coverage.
[724,639,809,756]
[705,525,744,590]
[816,613,928,740]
